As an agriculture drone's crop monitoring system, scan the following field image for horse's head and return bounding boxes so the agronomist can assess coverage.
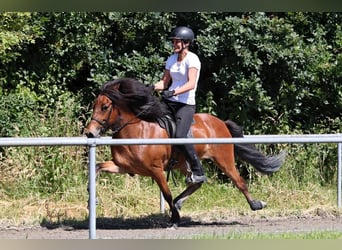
[85,78,166,138]
[84,94,119,138]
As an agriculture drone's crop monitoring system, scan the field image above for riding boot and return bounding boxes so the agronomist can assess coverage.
[182,144,207,184]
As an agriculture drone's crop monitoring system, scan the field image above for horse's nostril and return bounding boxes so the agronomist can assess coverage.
[85,131,94,138]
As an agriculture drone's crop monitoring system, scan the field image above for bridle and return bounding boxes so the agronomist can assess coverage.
[90,95,153,136]
[90,100,115,133]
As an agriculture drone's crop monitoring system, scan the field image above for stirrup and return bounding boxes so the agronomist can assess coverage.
[185,173,207,185]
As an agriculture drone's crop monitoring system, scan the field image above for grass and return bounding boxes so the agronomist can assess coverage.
[191,231,342,239]
[0,169,340,226]
[0,139,341,240]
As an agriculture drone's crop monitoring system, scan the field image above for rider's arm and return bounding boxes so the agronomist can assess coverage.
[173,67,198,95]
[154,69,171,91]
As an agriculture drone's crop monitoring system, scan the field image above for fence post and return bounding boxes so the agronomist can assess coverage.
[88,143,97,239]
[160,191,165,214]
[338,142,341,208]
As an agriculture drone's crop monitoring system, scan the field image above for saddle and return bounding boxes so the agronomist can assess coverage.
[157,115,177,138]
[156,115,194,180]
[157,115,194,138]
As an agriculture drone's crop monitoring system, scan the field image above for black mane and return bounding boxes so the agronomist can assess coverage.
[100,78,167,122]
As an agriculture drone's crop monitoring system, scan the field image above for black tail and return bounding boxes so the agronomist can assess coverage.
[225,120,285,175]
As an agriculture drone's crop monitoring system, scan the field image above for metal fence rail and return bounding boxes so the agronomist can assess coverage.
[0,134,341,239]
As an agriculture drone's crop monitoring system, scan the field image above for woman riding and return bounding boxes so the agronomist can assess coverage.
[153,26,207,184]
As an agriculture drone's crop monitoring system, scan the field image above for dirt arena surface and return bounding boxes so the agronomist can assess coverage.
[1,214,341,239]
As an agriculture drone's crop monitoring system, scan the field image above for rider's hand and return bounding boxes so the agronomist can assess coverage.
[161,90,175,99]
[147,85,155,93]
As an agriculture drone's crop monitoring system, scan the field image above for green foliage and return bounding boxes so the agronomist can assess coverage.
[1,12,341,133]
[196,12,342,134]
[0,87,38,137]
[0,12,341,200]
[0,13,37,65]
[0,91,87,198]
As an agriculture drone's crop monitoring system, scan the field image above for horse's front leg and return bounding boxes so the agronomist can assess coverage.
[87,161,130,209]
[151,170,180,228]
[96,160,130,174]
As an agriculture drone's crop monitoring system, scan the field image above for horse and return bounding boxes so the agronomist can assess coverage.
[84,77,285,227]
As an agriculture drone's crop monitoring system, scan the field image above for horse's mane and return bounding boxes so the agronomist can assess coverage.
[100,78,167,122]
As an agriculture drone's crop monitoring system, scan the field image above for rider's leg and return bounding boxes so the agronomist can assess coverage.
[175,104,207,184]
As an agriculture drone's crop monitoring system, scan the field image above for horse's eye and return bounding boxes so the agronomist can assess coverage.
[102,104,109,112]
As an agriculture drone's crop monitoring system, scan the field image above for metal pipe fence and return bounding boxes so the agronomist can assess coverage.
[0,134,341,239]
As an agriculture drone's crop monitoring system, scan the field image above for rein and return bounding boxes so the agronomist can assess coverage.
[111,103,154,136]
[91,87,157,136]
[91,95,155,136]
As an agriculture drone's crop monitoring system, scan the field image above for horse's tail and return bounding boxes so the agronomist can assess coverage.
[225,119,286,175]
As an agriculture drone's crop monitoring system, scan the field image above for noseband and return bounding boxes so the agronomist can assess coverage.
[90,102,116,132]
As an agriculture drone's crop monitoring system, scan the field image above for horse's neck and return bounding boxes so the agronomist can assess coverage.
[113,112,139,136]
[116,116,167,139]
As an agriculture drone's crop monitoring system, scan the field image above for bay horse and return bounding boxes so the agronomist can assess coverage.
[84,77,285,227]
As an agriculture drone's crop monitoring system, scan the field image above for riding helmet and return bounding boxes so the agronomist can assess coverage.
[169,26,195,43]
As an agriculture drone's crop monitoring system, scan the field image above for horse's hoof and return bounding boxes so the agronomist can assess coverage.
[167,223,178,230]
[249,200,267,211]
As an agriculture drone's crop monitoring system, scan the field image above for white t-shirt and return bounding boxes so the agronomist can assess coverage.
[165,51,201,105]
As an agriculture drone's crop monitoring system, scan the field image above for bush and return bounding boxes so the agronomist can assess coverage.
[0,90,88,198]
[0,12,341,199]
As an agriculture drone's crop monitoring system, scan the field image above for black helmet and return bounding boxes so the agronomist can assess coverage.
[169,26,194,42]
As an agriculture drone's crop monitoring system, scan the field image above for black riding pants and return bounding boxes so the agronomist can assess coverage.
[163,100,195,138]
[162,100,204,174]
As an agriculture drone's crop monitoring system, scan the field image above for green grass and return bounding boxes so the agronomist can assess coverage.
[191,231,342,239]
[0,169,339,226]
[0,139,340,225]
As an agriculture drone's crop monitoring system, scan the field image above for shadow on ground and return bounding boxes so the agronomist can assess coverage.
[40,213,247,231]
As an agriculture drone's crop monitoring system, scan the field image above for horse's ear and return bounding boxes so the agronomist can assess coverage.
[113,82,120,91]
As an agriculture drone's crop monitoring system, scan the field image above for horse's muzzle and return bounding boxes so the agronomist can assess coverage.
[84,125,102,138]
[84,130,95,138]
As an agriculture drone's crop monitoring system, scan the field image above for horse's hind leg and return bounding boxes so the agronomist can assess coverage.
[214,146,266,211]
[173,183,202,211]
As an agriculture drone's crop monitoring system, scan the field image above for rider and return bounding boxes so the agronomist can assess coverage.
[154,26,207,184]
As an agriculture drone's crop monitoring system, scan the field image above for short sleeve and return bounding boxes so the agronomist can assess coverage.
[187,52,201,70]
[165,54,177,70]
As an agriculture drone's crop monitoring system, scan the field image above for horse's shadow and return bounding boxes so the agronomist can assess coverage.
[40,213,248,231]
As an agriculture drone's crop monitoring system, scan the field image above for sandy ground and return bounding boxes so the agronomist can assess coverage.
[1,214,341,239]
